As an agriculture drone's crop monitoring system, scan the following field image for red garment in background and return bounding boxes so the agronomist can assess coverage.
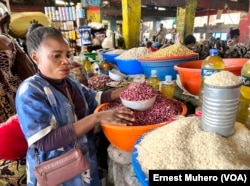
[0,115,28,160]
[150,47,158,52]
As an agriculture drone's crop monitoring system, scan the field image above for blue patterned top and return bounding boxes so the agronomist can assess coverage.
[15,74,102,186]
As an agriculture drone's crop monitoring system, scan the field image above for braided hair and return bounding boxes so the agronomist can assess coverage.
[26,26,65,55]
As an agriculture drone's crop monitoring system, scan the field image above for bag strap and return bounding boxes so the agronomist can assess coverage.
[34,86,78,164]
[65,86,78,123]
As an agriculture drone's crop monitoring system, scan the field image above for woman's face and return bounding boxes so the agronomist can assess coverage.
[31,36,72,81]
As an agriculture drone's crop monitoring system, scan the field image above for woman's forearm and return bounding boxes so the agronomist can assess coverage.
[110,86,127,100]
[73,114,100,137]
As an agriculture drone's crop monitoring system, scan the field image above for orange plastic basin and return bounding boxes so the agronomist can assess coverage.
[174,58,248,96]
[94,102,187,152]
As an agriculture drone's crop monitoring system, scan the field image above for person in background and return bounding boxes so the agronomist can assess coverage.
[0,7,36,122]
[198,35,205,44]
[0,4,37,185]
[227,27,234,40]
[151,35,160,48]
[207,32,215,42]
[15,26,135,186]
[146,40,158,52]
[184,34,197,49]
[152,41,160,50]
[155,23,167,45]
[227,28,242,47]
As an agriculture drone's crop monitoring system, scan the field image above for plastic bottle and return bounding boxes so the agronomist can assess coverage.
[79,45,87,58]
[79,46,92,78]
[199,48,224,107]
[148,69,160,90]
[79,46,87,65]
[160,75,174,99]
[236,60,250,129]
[83,57,92,78]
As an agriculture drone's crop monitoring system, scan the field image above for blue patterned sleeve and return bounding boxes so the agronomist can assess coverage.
[15,78,74,147]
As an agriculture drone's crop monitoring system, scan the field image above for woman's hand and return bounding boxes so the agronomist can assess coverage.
[97,109,135,126]
[73,109,134,137]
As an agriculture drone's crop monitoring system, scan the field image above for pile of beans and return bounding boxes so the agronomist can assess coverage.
[143,44,197,59]
[87,74,111,90]
[102,91,183,126]
[116,47,151,60]
[120,82,156,101]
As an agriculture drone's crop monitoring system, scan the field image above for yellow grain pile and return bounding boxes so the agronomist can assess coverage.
[136,116,250,176]
[143,44,197,59]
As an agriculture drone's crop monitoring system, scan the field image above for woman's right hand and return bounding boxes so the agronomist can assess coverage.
[74,109,135,138]
[97,109,135,126]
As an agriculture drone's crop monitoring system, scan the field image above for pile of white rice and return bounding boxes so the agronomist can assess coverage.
[116,47,151,60]
[136,116,250,176]
[204,71,242,87]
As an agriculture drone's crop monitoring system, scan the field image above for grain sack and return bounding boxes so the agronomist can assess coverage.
[136,116,250,176]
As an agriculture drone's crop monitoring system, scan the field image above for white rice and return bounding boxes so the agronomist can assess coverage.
[204,71,242,87]
[136,116,250,176]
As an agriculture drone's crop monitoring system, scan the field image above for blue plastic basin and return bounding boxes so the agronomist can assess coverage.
[132,134,149,186]
[138,55,199,81]
[115,58,144,75]
[102,52,120,64]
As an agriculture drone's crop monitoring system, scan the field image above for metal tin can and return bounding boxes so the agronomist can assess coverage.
[201,83,241,137]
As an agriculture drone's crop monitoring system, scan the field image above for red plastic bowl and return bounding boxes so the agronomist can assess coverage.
[94,102,187,152]
[174,58,248,96]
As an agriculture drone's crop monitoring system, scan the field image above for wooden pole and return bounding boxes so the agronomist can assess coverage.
[122,0,141,49]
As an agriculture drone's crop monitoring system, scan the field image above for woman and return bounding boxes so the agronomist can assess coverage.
[0,10,36,122]
[15,26,135,186]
